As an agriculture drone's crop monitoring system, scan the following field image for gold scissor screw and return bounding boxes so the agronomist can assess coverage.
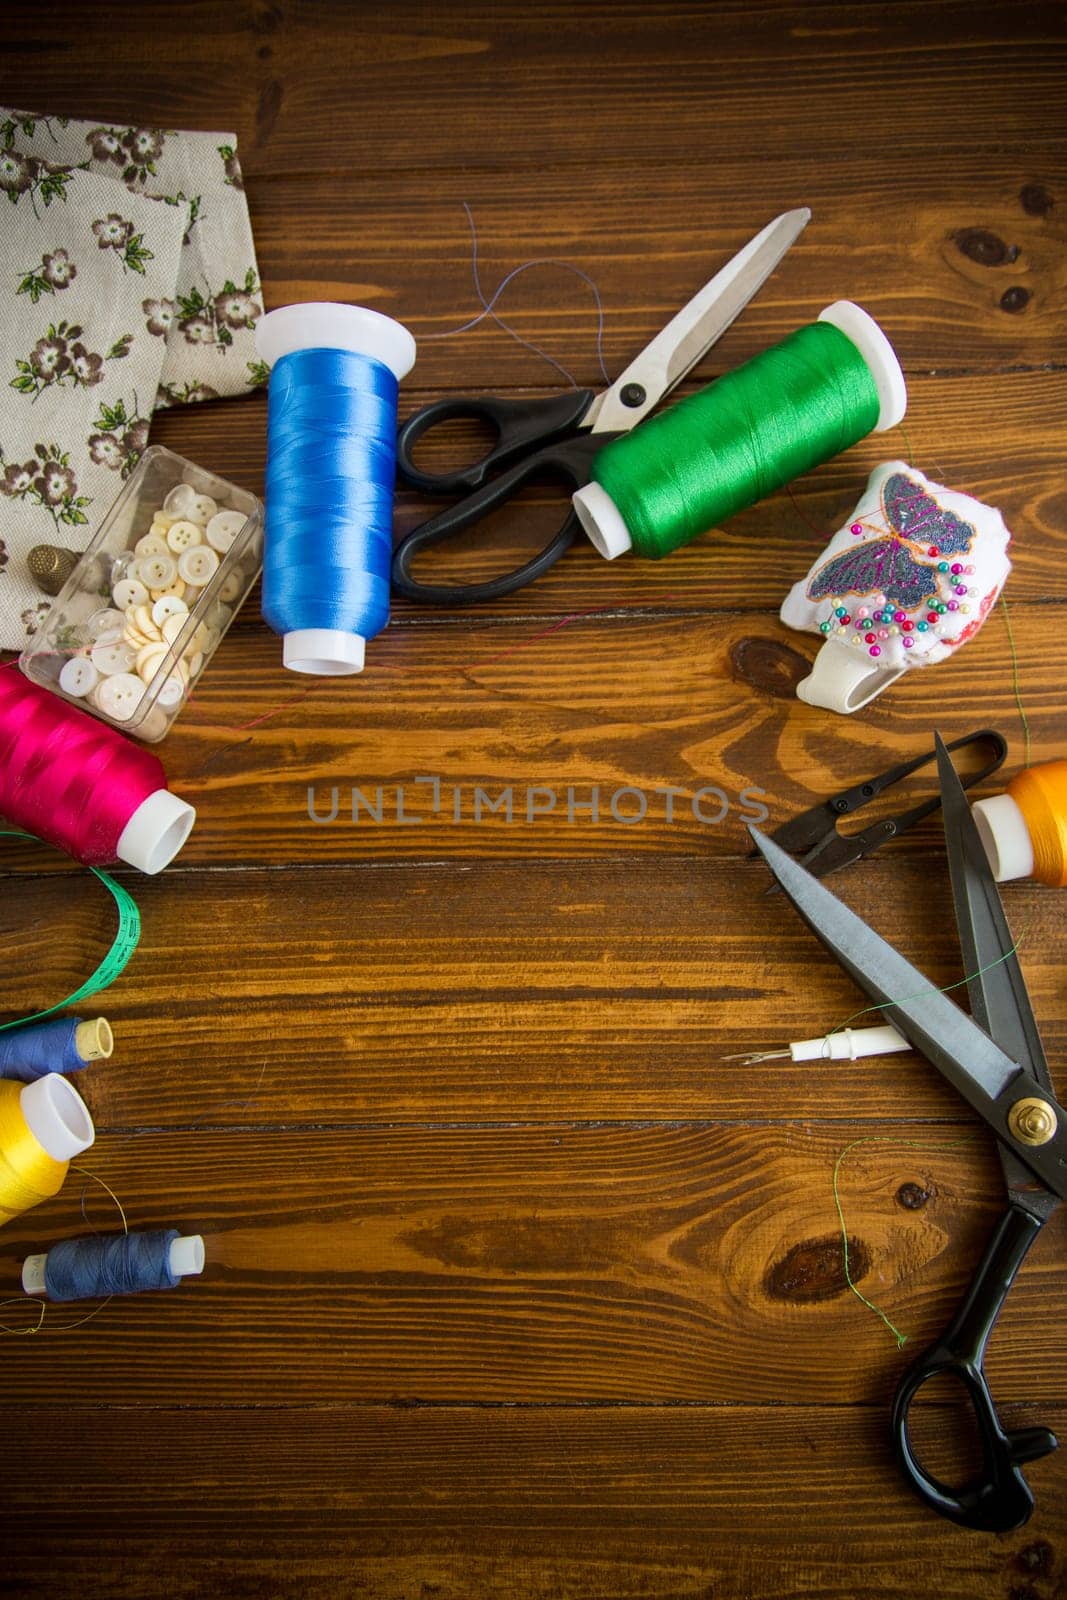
[1007,1097,1058,1147]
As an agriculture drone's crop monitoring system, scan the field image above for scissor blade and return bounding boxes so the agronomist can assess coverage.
[749,826,1019,1097]
[935,733,1052,1091]
[935,734,1059,1216]
[590,208,810,434]
[749,826,1067,1203]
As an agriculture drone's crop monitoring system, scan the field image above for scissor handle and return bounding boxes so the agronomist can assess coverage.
[892,1204,1057,1531]
[396,389,596,494]
[830,729,1007,827]
[391,429,615,606]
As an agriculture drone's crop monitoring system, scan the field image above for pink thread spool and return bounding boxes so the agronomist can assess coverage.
[0,668,195,873]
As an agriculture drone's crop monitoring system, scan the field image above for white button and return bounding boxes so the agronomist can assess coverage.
[161,612,190,646]
[218,572,242,603]
[132,604,161,639]
[188,493,217,526]
[139,554,178,588]
[178,546,219,586]
[184,650,204,677]
[113,577,150,611]
[156,673,186,708]
[87,607,126,639]
[205,510,246,553]
[182,584,203,605]
[137,706,171,741]
[153,594,189,626]
[150,579,186,604]
[59,657,100,698]
[135,533,168,559]
[136,642,171,683]
[91,639,137,676]
[209,601,233,630]
[188,621,213,654]
[150,512,174,533]
[166,519,203,553]
[163,484,199,520]
[94,673,145,721]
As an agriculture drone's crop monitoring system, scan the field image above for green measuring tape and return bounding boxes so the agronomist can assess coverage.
[0,830,141,1031]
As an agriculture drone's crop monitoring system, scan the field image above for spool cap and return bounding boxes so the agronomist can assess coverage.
[795,635,906,714]
[20,1233,205,1297]
[169,1234,206,1278]
[19,1075,95,1163]
[255,302,416,381]
[972,793,1035,883]
[572,481,632,560]
[116,789,196,875]
[818,301,908,432]
[282,627,366,677]
[75,1018,113,1063]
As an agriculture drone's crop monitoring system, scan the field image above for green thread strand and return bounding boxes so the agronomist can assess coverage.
[832,1135,982,1348]
[999,596,1032,769]
[824,933,1028,1343]
[593,320,882,559]
[820,926,1028,1050]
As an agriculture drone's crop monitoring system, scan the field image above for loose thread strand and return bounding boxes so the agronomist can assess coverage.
[999,595,1032,770]
[423,201,611,389]
[820,927,1027,1053]
[832,1134,982,1346]
[0,1164,127,1334]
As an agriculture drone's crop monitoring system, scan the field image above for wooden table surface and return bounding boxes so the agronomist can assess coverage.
[2,4,1065,1596]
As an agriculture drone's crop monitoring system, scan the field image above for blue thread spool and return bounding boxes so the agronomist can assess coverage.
[256,303,417,675]
[21,1229,205,1300]
[0,1016,113,1082]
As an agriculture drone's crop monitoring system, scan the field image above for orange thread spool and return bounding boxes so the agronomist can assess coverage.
[973,759,1067,886]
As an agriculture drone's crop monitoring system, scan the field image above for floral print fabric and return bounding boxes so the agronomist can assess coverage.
[0,108,263,647]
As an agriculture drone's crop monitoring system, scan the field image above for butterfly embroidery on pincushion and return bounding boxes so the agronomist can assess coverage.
[808,537,941,609]
[882,472,978,556]
[807,473,978,609]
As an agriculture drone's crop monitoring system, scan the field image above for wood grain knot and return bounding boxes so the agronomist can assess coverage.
[1015,1540,1055,1578]
[896,1182,934,1210]
[952,227,1015,267]
[764,1235,870,1303]
[1019,183,1055,217]
[730,637,810,700]
[999,286,1031,314]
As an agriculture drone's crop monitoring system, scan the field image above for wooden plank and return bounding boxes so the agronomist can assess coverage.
[5,599,1056,866]
[9,2,1066,175]
[0,1121,1064,1405]
[2,1403,1065,1600]
[244,163,1067,377]
[0,857,1062,1126]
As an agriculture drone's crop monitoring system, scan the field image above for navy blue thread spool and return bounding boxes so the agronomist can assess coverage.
[256,303,416,675]
[0,1016,113,1082]
[21,1229,205,1300]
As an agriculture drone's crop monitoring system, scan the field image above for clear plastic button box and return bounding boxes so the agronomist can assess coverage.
[20,445,263,743]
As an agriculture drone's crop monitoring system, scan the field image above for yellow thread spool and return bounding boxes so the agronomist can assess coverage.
[0,1077,95,1228]
[974,759,1067,887]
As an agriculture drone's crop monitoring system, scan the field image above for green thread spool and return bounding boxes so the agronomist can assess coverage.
[572,301,907,561]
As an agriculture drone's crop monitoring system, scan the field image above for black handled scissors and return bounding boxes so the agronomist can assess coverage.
[751,734,1064,1532]
[766,728,1008,879]
[391,208,810,606]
